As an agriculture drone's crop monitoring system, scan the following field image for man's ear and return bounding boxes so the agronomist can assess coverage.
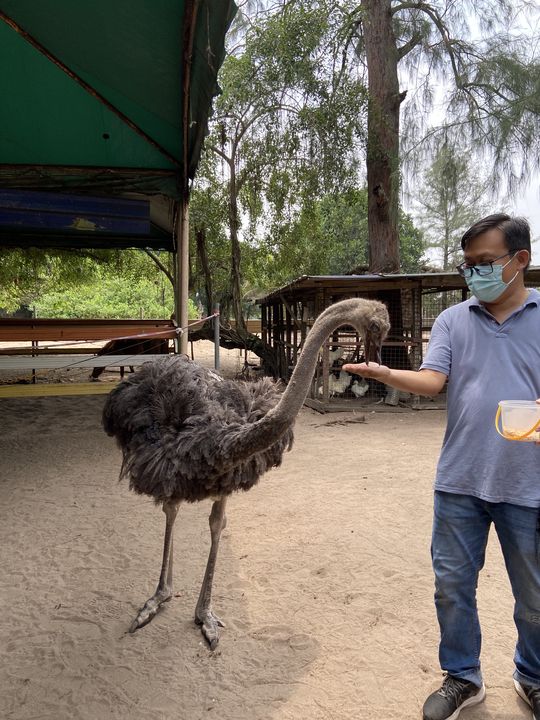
[517,249,530,270]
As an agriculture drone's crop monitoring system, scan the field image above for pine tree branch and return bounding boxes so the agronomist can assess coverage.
[397,31,424,60]
[392,2,464,86]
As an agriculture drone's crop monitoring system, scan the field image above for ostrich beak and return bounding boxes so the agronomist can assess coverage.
[364,331,383,366]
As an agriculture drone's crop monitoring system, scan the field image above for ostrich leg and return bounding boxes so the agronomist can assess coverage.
[129,500,179,632]
[195,497,227,650]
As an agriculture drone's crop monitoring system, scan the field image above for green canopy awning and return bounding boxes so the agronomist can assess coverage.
[0,0,236,200]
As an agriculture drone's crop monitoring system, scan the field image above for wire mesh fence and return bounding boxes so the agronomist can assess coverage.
[307,288,467,410]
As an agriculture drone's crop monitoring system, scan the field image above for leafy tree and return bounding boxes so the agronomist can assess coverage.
[36,272,177,319]
[413,140,490,270]
[224,0,539,280]
[345,0,540,271]
[0,247,181,319]
[189,155,231,316]
[245,187,425,287]
[0,248,106,314]
[201,0,367,328]
[399,210,426,273]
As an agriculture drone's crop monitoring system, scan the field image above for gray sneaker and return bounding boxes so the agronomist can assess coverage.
[422,674,485,720]
[514,679,540,720]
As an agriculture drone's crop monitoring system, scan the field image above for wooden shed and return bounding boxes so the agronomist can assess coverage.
[258,269,540,411]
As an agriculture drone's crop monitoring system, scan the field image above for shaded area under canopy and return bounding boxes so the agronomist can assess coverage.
[0,0,236,354]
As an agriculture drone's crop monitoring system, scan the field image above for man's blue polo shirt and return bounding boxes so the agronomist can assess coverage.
[420,288,540,507]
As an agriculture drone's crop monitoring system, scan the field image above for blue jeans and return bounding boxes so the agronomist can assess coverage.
[432,491,540,688]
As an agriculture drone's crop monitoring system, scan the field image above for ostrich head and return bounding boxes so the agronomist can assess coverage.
[362,304,390,364]
[325,298,390,365]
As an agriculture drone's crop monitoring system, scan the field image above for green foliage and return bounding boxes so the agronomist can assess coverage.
[214,3,367,215]
[460,50,540,189]
[243,188,426,288]
[35,273,174,319]
[189,163,232,313]
[191,0,370,319]
[413,140,490,269]
[0,247,193,319]
[399,211,427,273]
[0,248,97,313]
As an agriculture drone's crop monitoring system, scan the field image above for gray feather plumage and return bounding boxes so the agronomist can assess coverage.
[103,355,294,504]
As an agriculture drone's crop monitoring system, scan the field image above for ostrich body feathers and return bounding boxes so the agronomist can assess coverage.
[103,355,294,504]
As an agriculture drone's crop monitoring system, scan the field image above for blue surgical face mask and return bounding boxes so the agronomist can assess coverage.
[465,256,519,302]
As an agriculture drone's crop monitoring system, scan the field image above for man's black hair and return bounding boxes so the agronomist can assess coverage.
[461,213,531,269]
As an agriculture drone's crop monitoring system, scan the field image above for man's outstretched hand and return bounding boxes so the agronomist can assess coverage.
[342,363,391,381]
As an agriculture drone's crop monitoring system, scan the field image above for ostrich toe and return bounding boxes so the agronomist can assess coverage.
[195,609,225,650]
[129,588,173,632]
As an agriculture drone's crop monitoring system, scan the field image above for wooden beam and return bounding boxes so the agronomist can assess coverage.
[0,318,175,342]
[0,382,116,398]
[0,354,168,370]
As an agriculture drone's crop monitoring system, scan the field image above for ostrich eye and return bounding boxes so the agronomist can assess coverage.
[369,321,380,333]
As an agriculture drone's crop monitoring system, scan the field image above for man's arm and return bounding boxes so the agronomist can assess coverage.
[342,363,447,397]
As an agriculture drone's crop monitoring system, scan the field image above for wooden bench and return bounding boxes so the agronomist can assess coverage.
[0,317,261,396]
[0,319,177,394]
[0,318,176,344]
[0,354,169,371]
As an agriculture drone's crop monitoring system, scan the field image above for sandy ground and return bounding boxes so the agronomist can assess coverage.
[0,373,532,719]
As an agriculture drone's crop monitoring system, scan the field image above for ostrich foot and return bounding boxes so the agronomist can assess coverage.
[129,588,173,633]
[195,609,225,650]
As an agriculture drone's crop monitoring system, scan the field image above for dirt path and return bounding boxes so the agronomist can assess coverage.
[0,396,528,720]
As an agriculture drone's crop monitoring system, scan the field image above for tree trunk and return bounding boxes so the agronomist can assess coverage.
[195,226,214,315]
[189,322,279,377]
[228,163,246,332]
[362,0,403,273]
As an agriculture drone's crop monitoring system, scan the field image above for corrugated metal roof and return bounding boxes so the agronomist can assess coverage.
[257,268,540,302]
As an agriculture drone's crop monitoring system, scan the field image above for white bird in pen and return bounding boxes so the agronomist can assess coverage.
[351,378,369,398]
[318,369,352,397]
[327,347,344,364]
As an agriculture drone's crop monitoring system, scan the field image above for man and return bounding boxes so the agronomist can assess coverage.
[343,214,540,720]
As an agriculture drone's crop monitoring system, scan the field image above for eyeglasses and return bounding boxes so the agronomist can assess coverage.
[455,252,516,278]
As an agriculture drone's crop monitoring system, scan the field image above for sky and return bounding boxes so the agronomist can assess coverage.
[512,181,540,263]
[406,180,540,267]
[415,3,540,264]
[397,2,540,265]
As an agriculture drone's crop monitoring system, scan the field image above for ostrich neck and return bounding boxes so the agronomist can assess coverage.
[269,308,342,424]
[224,308,345,469]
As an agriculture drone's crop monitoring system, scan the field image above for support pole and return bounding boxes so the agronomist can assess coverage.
[214,303,220,371]
[175,196,189,355]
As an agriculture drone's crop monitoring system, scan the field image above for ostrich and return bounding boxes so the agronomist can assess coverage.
[103,298,389,649]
